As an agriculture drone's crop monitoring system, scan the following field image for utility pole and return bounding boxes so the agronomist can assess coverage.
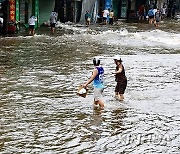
[155,0,157,6]
[167,0,174,17]
[2,0,9,34]
[64,0,67,22]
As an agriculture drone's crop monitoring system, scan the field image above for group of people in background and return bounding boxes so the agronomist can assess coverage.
[147,6,161,27]
[102,8,114,25]
[85,2,177,28]
[28,2,178,35]
[85,8,114,27]
[28,10,57,36]
[139,2,177,27]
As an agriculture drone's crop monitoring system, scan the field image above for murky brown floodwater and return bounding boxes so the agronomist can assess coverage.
[0,19,180,153]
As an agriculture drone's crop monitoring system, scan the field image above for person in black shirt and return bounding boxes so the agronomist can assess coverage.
[112,55,127,101]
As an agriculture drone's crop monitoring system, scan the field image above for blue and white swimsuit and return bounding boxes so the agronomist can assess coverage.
[93,66,105,89]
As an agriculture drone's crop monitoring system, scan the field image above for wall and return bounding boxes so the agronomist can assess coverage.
[18,0,32,28]
[176,0,180,10]
[80,0,97,23]
[39,0,55,26]
[112,0,120,18]
[74,1,82,22]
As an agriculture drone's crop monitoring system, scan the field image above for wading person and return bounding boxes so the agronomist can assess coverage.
[85,10,91,26]
[154,8,161,27]
[172,2,176,19]
[139,5,145,20]
[109,10,114,25]
[161,3,167,20]
[0,16,3,34]
[147,8,155,24]
[83,58,105,109]
[102,9,109,25]
[50,11,57,33]
[0,16,3,27]
[28,15,37,36]
[112,55,127,101]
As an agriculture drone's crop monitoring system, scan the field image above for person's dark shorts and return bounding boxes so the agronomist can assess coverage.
[156,19,160,22]
[103,17,107,21]
[149,15,154,19]
[115,79,127,94]
[29,25,35,30]
[50,23,56,28]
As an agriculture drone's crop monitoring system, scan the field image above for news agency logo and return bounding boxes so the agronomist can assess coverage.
[117,132,172,146]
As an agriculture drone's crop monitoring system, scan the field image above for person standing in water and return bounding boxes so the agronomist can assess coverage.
[154,8,161,27]
[102,9,109,25]
[147,7,155,24]
[172,2,176,19]
[28,15,37,36]
[109,10,114,25]
[112,55,127,101]
[83,57,105,109]
[85,10,91,26]
[50,11,57,33]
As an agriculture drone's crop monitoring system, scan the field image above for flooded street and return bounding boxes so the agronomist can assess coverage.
[0,20,180,153]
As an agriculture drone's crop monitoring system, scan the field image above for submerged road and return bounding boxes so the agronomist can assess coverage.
[0,20,180,153]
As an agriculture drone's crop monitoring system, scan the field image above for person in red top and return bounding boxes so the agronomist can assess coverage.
[139,5,145,20]
[112,55,127,101]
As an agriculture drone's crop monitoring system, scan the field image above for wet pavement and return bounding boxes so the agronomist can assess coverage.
[0,19,180,153]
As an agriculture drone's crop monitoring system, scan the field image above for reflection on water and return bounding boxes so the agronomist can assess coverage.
[0,20,180,153]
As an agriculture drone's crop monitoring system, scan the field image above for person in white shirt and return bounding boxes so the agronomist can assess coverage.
[0,16,3,33]
[50,11,57,33]
[161,3,167,19]
[153,7,157,16]
[103,9,109,25]
[0,17,3,26]
[28,15,37,35]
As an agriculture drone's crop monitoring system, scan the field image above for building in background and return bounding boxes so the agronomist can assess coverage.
[55,0,82,23]
[17,0,55,28]
[79,0,130,24]
[0,0,179,34]
[0,0,9,34]
[0,0,56,34]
